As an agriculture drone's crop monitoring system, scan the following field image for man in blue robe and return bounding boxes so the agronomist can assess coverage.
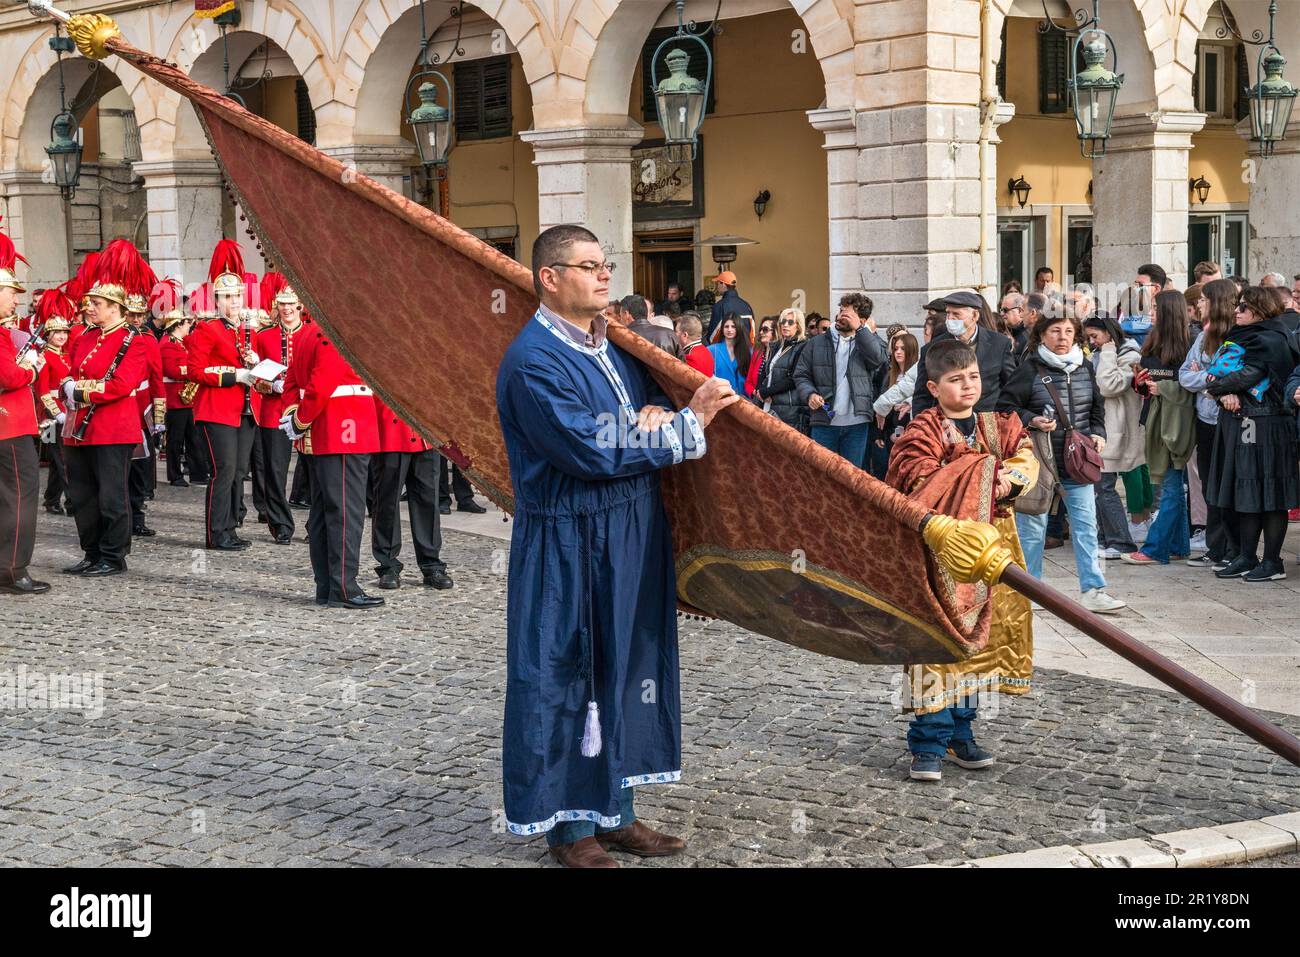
[496,225,738,868]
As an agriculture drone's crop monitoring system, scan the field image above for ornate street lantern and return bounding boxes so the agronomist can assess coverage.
[405,3,464,173]
[44,25,82,199]
[1039,1,1125,158]
[1218,1,1297,156]
[1008,175,1032,208]
[1189,175,1212,205]
[651,0,719,161]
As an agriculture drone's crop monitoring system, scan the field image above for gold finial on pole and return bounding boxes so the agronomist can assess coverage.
[921,514,1013,586]
[67,13,122,60]
[26,2,122,61]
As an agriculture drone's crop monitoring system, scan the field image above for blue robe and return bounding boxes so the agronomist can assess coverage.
[495,309,706,835]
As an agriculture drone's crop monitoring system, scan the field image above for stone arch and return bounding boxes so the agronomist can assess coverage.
[579,0,853,126]
[4,29,158,169]
[152,0,333,157]
[343,0,531,146]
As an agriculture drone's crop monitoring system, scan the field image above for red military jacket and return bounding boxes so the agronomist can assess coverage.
[134,331,165,427]
[0,331,38,440]
[374,397,433,454]
[66,321,91,356]
[253,320,309,427]
[284,328,378,455]
[63,321,150,446]
[186,316,257,427]
[160,335,191,409]
[35,347,70,421]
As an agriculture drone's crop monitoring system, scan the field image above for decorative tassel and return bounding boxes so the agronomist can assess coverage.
[580,701,602,758]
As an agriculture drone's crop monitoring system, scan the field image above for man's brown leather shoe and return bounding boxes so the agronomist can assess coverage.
[549,836,619,868]
[596,821,686,858]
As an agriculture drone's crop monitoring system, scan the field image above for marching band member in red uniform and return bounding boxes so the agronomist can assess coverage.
[126,285,167,539]
[370,399,455,591]
[252,277,306,544]
[31,288,76,515]
[61,274,151,577]
[281,326,382,608]
[0,225,47,595]
[64,252,100,357]
[187,240,260,550]
[160,306,209,486]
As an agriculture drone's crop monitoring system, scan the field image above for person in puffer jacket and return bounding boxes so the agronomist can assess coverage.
[999,311,1126,615]
[752,308,810,433]
[1084,315,1144,559]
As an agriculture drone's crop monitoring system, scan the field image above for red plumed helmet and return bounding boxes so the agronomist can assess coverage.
[66,251,101,305]
[208,238,258,306]
[94,238,159,301]
[33,286,76,325]
[259,271,288,309]
[149,276,182,316]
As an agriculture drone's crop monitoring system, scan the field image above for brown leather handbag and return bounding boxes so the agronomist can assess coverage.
[1042,375,1103,484]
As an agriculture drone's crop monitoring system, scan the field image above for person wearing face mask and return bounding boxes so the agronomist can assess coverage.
[999,311,1126,614]
[911,291,1016,418]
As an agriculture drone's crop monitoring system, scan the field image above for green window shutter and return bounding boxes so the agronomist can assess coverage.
[1038,30,1069,114]
[454,60,484,141]
[1235,43,1250,121]
[454,56,513,141]
[641,27,716,122]
[294,77,316,145]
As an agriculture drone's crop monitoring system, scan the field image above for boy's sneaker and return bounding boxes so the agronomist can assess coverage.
[1243,560,1286,582]
[1099,546,1124,560]
[946,740,995,769]
[1081,588,1126,614]
[1128,519,1150,544]
[1189,530,1207,553]
[909,753,943,781]
[1186,554,1216,568]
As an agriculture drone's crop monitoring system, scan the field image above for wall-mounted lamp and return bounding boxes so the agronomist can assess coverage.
[1087,178,1093,199]
[753,189,770,219]
[1008,175,1032,208]
[1189,175,1212,205]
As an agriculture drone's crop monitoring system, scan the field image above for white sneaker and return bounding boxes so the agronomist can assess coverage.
[1189,530,1207,553]
[1099,546,1124,560]
[1127,520,1150,544]
[1081,588,1126,614]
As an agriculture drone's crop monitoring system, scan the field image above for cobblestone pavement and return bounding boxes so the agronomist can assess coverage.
[1,482,1297,867]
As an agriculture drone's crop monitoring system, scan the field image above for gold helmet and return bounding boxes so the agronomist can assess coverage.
[86,281,128,306]
[124,292,149,315]
[43,317,71,333]
[274,285,300,305]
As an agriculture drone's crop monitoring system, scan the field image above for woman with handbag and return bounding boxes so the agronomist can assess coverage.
[999,311,1126,614]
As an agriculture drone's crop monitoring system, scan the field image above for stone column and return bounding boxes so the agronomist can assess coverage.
[318,144,415,196]
[132,159,225,290]
[807,107,857,316]
[1091,111,1206,309]
[981,100,1016,300]
[519,123,644,297]
[0,170,71,297]
[1243,121,1300,280]
[852,102,986,326]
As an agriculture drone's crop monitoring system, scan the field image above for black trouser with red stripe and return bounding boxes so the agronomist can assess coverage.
[64,442,133,567]
[200,417,256,546]
[370,448,445,576]
[306,452,370,602]
[165,408,209,483]
[257,426,294,538]
[0,435,39,584]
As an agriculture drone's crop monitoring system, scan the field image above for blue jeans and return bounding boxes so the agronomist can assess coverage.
[1140,467,1190,563]
[908,706,977,756]
[811,421,870,469]
[546,788,636,847]
[1016,479,1106,593]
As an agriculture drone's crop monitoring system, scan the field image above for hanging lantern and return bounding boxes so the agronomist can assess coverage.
[651,1,714,161]
[1247,48,1297,155]
[1071,33,1124,158]
[46,110,82,199]
[409,78,452,168]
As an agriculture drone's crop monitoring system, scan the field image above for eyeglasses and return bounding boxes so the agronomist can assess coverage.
[549,260,616,276]
[1235,302,1249,312]
[998,306,1020,314]
[779,318,797,325]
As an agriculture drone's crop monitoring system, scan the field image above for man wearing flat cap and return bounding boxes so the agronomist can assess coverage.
[911,290,1016,418]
